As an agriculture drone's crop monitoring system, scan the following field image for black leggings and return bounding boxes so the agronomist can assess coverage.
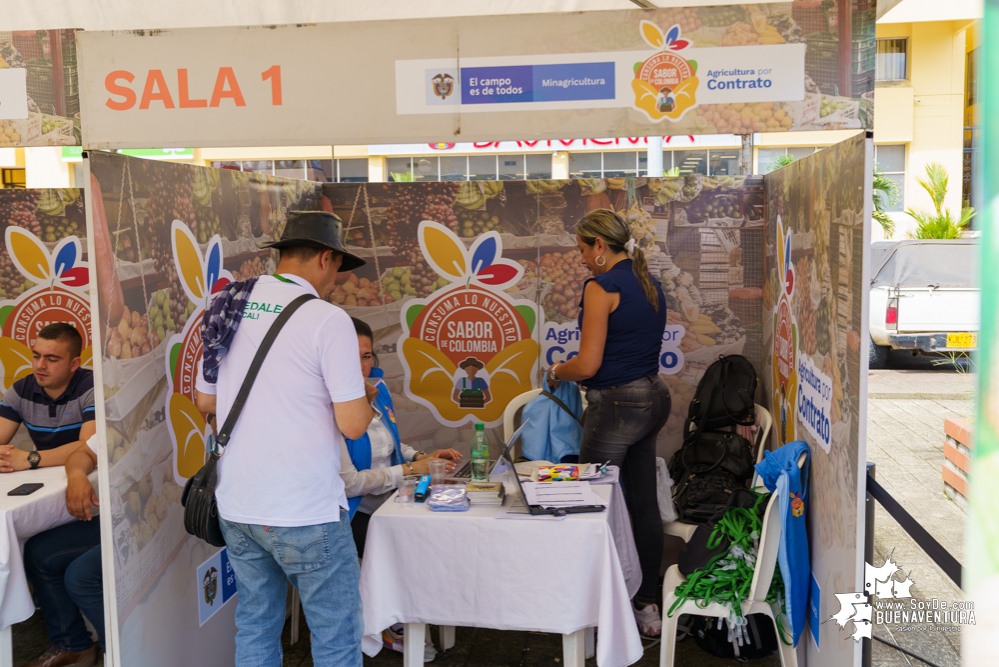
[579,375,671,606]
[351,510,372,559]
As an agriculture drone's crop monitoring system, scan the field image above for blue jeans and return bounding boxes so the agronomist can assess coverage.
[23,518,103,652]
[65,546,105,652]
[581,375,671,605]
[220,509,362,667]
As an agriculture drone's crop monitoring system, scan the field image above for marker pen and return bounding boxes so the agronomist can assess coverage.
[414,475,431,502]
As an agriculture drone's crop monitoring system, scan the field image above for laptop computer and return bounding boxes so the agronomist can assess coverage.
[496,421,606,517]
[450,458,496,480]
[448,422,516,479]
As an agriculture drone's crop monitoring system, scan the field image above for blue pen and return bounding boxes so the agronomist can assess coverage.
[414,475,431,502]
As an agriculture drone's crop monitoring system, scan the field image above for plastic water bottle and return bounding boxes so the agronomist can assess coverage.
[470,423,490,482]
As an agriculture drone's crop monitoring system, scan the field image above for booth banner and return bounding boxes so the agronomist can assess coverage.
[87,151,322,665]
[323,177,765,459]
[77,3,873,148]
[762,132,867,664]
[0,29,82,146]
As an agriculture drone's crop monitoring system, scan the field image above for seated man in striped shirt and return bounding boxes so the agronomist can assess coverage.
[0,323,100,667]
[0,323,96,472]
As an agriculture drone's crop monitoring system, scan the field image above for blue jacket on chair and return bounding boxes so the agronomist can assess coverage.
[754,439,810,647]
[343,368,404,520]
[520,376,583,463]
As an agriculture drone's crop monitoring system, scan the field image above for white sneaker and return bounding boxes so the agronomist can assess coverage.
[633,602,663,637]
[382,625,438,662]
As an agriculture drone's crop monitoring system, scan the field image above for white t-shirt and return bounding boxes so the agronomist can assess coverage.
[198,274,365,527]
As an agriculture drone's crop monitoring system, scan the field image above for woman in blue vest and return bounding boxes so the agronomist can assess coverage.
[544,209,671,637]
[341,317,461,557]
[342,319,461,661]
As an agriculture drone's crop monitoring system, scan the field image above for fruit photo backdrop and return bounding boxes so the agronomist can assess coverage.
[88,151,324,665]
[761,132,868,662]
[0,29,82,147]
[84,150,867,662]
[323,178,766,460]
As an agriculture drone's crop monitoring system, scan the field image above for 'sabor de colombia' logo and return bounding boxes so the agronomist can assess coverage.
[632,21,699,122]
[399,222,539,426]
[164,221,232,484]
[772,220,797,445]
[0,227,91,392]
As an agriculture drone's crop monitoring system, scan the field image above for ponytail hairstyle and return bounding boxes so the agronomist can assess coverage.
[576,208,660,311]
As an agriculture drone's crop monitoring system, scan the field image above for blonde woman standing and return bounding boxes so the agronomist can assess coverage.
[546,209,670,637]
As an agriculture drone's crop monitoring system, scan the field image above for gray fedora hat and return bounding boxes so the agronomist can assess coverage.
[258,210,366,272]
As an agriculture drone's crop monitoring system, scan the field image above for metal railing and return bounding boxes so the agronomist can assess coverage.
[863,462,962,667]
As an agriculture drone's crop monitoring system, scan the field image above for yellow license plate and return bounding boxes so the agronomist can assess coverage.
[946,333,977,349]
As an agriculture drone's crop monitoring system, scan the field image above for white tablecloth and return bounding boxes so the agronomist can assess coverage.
[359,480,644,667]
[0,468,94,630]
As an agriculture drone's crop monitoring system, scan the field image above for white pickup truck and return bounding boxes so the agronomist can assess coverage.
[869,240,979,369]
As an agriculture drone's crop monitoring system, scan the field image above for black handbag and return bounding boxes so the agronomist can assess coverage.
[182,293,316,546]
[668,430,755,524]
[683,354,758,445]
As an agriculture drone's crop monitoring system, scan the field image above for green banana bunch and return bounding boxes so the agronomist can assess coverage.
[456,182,487,209]
[193,170,213,207]
[38,190,65,217]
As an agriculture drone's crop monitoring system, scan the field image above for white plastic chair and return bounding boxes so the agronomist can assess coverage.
[503,389,543,443]
[664,404,773,542]
[659,475,798,667]
[502,387,588,446]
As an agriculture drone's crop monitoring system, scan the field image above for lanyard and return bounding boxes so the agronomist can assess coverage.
[667,490,791,646]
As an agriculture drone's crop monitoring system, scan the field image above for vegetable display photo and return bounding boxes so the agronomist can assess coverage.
[80,139,868,664]
[324,177,766,457]
[87,152,325,653]
[0,29,82,146]
[761,132,867,660]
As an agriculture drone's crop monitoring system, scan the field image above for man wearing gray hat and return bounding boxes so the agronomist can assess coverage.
[195,210,376,667]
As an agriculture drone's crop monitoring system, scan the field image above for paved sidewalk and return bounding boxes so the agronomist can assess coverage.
[865,355,973,667]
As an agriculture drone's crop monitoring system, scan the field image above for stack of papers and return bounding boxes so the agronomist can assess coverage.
[577,463,606,480]
[521,481,606,509]
[465,481,505,506]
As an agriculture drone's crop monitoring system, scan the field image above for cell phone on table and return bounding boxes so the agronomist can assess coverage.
[8,483,43,496]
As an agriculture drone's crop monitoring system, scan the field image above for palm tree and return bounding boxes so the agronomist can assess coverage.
[765,152,898,237]
[905,162,975,239]
[872,166,899,238]
[766,153,797,172]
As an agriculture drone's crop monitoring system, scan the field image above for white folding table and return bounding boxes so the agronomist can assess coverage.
[0,467,97,667]
[359,479,643,667]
